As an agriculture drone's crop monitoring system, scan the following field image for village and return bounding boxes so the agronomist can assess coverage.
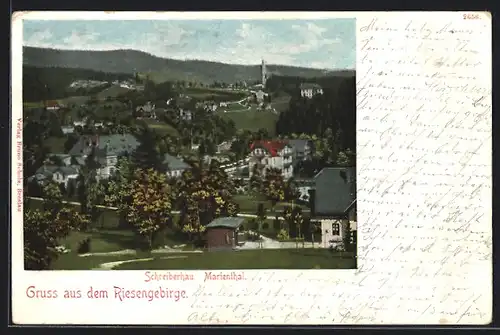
[23,56,357,271]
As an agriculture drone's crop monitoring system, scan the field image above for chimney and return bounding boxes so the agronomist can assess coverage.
[308,188,316,217]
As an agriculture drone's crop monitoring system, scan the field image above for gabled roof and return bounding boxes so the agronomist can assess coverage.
[57,166,79,176]
[74,156,86,165]
[344,199,357,213]
[312,167,356,217]
[287,139,312,152]
[163,154,190,171]
[68,134,140,157]
[45,100,61,107]
[206,217,245,229]
[136,102,155,112]
[300,83,322,90]
[50,154,70,159]
[250,140,290,157]
[34,165,59,177]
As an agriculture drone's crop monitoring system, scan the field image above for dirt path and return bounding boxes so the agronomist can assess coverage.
[80,248,203,258]
[94,256,189,270]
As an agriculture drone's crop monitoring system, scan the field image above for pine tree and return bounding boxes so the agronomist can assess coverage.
[131,127,163,171]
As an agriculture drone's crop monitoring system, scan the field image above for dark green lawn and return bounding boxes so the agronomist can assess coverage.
[219,109,278,135]
[116,249,355,270]
[96,85,130,99]
[60,229,137,253]
[51,228,191,270]
[47,226,353,270]
[50,243,354,270]
[142,119,179,136]
[43,136,67,154]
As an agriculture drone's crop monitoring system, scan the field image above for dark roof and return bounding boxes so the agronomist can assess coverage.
[74,156,86,165]
[45,100,61,107]
[68,134,140,157]
[206,217,245,229]
[313,167,356,217]
[34,165,58,178]
[28,174,49,183]
[163,154,190,171]
[300,83,322,90]
[57,166,79,176]
[344,199,357,213]
[136,102,154,112]
[287,139,311,153]
[50,154,70,159]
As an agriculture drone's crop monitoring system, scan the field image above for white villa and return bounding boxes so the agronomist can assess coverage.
[299,83,324,99]
[248,140,293,179]
[67,134,140,180]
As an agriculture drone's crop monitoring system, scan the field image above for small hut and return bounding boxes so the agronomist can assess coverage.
[205,217,245,251]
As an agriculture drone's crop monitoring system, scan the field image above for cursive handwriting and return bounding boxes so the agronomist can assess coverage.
[355,13,492,325]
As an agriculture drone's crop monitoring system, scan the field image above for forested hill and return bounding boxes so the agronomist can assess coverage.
[23,46,350,84]
[23,65,133,102]
[274,74,356,152]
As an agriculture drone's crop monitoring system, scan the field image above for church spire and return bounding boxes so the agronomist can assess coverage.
[261,58,267,87]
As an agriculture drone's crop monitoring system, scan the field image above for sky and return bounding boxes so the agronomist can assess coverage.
[23,19,355,70]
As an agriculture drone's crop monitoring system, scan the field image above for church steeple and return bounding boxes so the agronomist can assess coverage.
[261,58,267,87]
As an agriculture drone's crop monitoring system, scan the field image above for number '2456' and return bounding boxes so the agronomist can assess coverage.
[463,13,481,20]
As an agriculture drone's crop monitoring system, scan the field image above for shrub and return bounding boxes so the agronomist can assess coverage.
[193,237,207,249]
[151,230,168,249]
[77,238,91,254]
[247,218,258,231]
[273,218,281,231]
[245,231,261,242]
[277,229,289,241]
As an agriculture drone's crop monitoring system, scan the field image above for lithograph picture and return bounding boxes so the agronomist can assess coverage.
[21,18,357,271]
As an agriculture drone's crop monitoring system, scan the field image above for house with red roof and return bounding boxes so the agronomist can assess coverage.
[248,140,294,179]
[45,100,63,111]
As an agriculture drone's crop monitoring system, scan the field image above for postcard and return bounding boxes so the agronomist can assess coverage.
[11,11,492,325]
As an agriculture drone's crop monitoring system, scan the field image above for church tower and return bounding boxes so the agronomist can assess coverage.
[261,59,267,87]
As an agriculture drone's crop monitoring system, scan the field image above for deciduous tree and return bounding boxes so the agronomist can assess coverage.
[261,167,286,209]
[126,168,174,249]
[176,161,239,239]
[105,157,136,227]
[24,182,90,270]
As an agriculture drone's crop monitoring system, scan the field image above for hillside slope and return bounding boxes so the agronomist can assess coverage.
[23,47,354,84]
[22,65,133,102]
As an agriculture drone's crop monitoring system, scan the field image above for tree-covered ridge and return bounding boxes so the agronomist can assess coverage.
[273,74,356,168]
[23,65,133,102]
[23,47,353,85]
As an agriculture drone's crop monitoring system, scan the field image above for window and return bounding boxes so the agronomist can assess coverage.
[331,223,340,236]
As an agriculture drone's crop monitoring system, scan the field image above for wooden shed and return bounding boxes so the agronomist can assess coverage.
[205,217,245,251]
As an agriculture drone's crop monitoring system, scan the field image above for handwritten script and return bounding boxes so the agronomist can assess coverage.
[185,13,492,325]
